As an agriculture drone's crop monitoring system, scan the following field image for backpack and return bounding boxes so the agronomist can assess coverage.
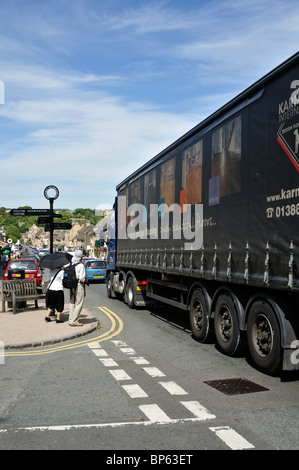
[63,262,80,289]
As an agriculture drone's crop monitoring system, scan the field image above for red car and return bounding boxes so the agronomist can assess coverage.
[4,258,42,286]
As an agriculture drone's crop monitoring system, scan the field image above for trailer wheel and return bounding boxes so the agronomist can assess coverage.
[126,277,135,309]
[247,301,281,374]
[214,294,241,355]
[189,289,210,342]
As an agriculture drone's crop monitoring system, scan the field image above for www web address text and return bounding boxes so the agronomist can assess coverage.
[267,187,299,202]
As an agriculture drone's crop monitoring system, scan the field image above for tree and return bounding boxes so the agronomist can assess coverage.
[60,211,72,223]
[5,225,21,243]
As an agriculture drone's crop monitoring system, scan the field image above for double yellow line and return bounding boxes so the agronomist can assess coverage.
[2,307,124,357]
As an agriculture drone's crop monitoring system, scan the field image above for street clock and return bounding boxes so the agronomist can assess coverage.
[44,185,59,201]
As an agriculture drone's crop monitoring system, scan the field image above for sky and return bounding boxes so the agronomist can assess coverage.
[0,0,298,211]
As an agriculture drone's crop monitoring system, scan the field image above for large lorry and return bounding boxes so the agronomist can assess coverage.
[106,53,299,374]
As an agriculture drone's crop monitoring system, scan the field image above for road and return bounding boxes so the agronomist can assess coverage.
[0,281,298,453]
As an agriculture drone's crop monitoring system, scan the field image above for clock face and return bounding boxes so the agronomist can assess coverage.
[44,185,59,200]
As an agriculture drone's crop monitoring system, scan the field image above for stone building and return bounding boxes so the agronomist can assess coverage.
[22,221,98,254]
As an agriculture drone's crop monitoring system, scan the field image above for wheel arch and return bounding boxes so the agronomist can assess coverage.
[186,281,213,314]
[123,269,147,308]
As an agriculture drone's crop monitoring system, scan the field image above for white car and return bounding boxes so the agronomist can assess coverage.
[38,249,50,258]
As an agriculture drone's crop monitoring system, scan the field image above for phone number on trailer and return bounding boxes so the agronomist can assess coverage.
[267,203,299,218]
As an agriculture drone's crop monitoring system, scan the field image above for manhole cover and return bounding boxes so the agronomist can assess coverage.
[204,377,269,395]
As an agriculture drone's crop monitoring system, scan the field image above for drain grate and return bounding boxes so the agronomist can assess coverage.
[204,377,269,395]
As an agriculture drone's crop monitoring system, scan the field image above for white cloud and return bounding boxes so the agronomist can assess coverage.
[101,1,195,34]
[0,64,196,209]
[173,0,299,84]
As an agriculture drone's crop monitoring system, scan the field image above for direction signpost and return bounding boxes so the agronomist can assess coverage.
[37,217,55,225]
[44,223,72,232]
[10,186,72,253]
[10,209,62,217]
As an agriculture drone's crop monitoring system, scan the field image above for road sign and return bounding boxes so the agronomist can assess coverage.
[44,223,72,231]
[10,209,62,217]
[37,217,52,225]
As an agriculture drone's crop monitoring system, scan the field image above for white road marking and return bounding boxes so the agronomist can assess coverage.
[99,358,118,367]
[131,357,150,365]
[5,421,255,449]
[91,349,109,357]
[142,367,166,377]
[159,381,188,395]
[180,401,216,421]
[120,347,136,355]
[109,369,132,381]
[1,415,216,433]
[112,340,128,347]
[87,342,102,349]
[210,426,255,450]
[139,404,172,423]
[85,342,254,450]
[122,384,148,398]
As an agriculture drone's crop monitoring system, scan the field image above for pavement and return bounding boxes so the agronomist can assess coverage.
[0,297,99,349]
[0,266,99,349]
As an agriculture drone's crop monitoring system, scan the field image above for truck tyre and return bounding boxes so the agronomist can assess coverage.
[106,273,114,298]
[214,293,241,356]
[247,301,281,374]
[126,277,135,309]
[189,289,210,342]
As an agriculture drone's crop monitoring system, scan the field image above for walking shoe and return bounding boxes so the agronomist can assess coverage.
[45,317,51,322]
[56,319,64,323]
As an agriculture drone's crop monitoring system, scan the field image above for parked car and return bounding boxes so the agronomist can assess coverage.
[84,259,106,282]
[19,253,41,263]
[38,249,50,258]
[3,258,42,286]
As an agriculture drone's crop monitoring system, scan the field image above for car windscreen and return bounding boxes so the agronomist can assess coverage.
[86,261,106,269]
[9,260,37,270]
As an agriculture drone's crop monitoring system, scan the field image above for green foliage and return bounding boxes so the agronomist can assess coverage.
[0,207,103,243]
[4,225,21,243]
[0,207,37,242]
[73,208,102,225]
[60,211,72,223]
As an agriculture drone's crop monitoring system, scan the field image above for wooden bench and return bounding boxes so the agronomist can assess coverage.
[0,279,46,314]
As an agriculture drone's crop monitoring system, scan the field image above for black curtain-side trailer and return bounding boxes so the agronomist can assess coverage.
[107,53,299,374]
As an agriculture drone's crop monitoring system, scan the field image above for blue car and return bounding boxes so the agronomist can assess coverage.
[84,259,106,282]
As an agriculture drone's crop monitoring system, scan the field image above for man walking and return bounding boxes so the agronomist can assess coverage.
[68,250,86,326]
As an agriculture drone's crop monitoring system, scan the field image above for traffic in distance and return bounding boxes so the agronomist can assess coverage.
[1,243,106,286]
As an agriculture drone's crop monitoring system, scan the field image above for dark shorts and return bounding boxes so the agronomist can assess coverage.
[46,289,64,312]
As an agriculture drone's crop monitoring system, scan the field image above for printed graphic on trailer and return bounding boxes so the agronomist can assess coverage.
[277,80,299,173]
